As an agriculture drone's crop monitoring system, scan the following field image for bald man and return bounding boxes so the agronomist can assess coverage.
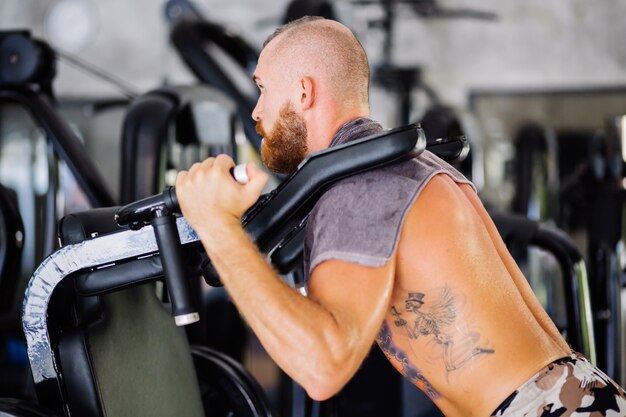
[176,16,626,416]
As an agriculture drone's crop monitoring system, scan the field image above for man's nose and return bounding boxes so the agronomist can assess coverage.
[252,100,262,121]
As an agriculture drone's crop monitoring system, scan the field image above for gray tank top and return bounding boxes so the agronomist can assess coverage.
[303,118,475,280]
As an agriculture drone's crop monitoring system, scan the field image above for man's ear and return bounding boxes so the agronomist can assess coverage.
[298,76,315,110]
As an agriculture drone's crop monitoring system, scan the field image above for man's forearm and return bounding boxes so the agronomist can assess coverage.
[197,223,350,395]
[172,157,352,395]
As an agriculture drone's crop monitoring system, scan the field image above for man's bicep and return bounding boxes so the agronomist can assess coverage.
[307,258,396,350]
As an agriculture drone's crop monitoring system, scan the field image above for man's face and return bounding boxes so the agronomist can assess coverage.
[257,101,308,174]
[252,47,309,174]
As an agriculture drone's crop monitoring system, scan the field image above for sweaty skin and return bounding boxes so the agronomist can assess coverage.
[377,174,571,416]
[176,17,572,417]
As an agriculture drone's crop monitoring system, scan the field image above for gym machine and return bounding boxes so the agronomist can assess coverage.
[492,212,596,362]
[512,117,625,385]
[0,31,115,209]
[0,30,117,399]
[165,0,262,152]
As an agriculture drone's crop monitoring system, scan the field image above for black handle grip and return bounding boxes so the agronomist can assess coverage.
[152,210,199,326]
[115,190,177,228]
[115,165,246,228]
[162,186,179,211]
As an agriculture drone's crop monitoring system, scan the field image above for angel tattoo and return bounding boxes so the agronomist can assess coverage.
[391,287,494,372]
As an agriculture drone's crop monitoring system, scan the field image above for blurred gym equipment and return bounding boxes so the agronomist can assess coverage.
[166,0,262,152]
[0,31,116,399]
[510,116,625,385]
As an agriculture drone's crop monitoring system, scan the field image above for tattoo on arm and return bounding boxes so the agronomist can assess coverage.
[392,286,494,374]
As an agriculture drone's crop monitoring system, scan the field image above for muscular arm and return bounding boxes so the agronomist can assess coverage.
[176,155,395,400]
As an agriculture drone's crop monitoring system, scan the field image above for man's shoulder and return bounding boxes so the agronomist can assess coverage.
[305,165,420,255]
[314,167,419,217]
[304,167,418,273]
[302,156,468,275]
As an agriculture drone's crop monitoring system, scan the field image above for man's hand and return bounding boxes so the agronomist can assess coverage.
[175,154,268,246]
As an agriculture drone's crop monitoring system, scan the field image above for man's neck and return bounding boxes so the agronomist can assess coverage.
[328,116,383,148]
[305,105,370,153]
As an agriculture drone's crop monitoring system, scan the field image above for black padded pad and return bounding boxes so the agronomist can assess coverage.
[242,124,422,254]
[58,208,205,417]
[73,252,202,297]
[58,285,205,417]
[59,207,202,296]
[59,207,121,245]
[74,255,164,296]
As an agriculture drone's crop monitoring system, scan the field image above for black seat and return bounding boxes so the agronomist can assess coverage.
[54,208,273,417]
[55,208,205,417]
[54,84,275,412]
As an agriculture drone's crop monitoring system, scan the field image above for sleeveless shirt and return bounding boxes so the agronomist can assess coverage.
[302,118,476,280]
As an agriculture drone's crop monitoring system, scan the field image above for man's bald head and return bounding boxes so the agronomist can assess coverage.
[261,17,370,106]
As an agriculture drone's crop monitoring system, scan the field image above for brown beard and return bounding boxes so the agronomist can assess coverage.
[257,102,308,174]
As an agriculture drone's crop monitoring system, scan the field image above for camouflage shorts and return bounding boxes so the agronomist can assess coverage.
[491,353,626,416]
